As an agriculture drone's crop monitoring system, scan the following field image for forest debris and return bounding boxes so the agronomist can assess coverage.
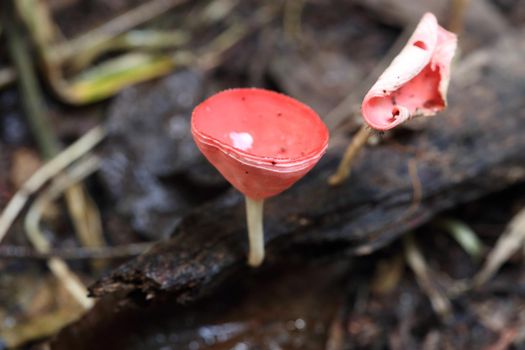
[66,53,188,103]
[323,25,413,131]
[70,29,190,70]
[404,235,452,320]
[3,4,60,159]
[325,310,345,350]
[448,0,470,34]
[482,328,518,350]
[0,242,153,260]
[90,32,525,300]
[0,126,105,244]
[271,2,401,121]
[25,156,101,309]
[196,21,250,70]
[436,218,485,260]
[284,0,306,43]
[473,207,525,287]
[63,181,106,270]
[9,148,43,189]
[3,4,106,273]
[370,254,404,295]
[471,296,525,349]
[0,66,16,90]
[52,0,191,63]
[199,0,241,24]
[9,148,60,221]
[328,125,372,185]
[1,306,84,348]
[16,0,275,104]
[0,274,86,348]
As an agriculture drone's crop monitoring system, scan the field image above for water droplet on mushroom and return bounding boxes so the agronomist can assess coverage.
[229,132,253,151]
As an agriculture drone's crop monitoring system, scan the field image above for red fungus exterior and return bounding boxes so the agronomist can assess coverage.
[362,12,457,131]
[192,88,329,200]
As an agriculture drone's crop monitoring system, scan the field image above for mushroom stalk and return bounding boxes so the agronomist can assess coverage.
[245,196,265,267]
[328,124,372,186]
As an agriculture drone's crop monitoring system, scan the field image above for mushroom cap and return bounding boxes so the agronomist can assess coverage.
[191,88,329,200]
[362,12,458,131]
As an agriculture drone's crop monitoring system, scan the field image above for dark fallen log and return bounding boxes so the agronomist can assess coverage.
[54,261,349,350]
[90,32,525,302]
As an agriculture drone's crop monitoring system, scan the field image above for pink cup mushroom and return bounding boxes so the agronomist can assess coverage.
[362,12,457,131]
[329,12,457,185]
[191,88,329,267]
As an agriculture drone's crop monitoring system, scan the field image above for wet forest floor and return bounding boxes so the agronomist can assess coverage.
[0,0,525,349]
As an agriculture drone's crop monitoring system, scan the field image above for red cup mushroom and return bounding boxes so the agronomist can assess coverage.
[362,12,457,131]
[329,12,457,185]
[191,88,329,267]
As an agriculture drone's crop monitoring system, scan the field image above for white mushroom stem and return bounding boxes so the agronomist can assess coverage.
[245,196,265,267]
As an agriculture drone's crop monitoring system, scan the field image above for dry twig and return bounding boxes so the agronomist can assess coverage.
[404,234,452,321]
[284,0,305,43]
[473,207,525,288]
[0,242,153,260]
[448,0,471,34]
[0,126,106,244]
[328,125,372,185]
[52,0,191,62]
[0,66,16,89]
[24,156,101,309]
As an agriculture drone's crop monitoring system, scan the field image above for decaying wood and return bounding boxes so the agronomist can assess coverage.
[90,32,525,302]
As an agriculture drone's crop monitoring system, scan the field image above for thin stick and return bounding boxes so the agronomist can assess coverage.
[473,207,525,288]
[64,180,106,270]
[4,2,106,253]
[0,66,16,89]
[284,0,305,43]
[24,156,101,252]
[0,126,106,244]
[197,4,277,71]
[404,234,452,321]
[448,0,470,34]
[325,301,346,350]
[53,0,191,61]
[328,124,372,186]
[245,196,265,267]
[47,258,94,309]
[0,242,153,260]
[3,5,60,158]
[25,156,100,309]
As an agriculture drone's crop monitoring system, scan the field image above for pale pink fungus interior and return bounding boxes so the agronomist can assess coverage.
[366,63,445,125]
[193,89,327,161]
